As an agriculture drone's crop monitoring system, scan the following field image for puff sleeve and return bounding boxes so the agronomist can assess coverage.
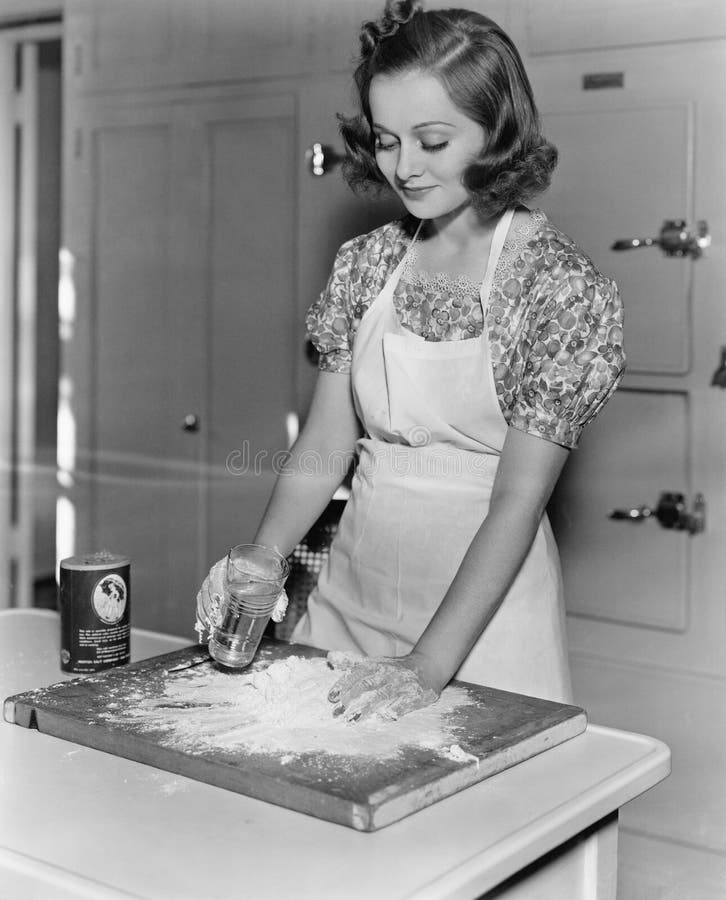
[305,238,359,374]
[510,269,626,449]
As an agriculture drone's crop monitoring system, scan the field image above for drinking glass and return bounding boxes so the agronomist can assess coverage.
[207,544,289,668]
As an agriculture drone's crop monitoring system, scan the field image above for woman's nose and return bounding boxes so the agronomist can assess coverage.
[395,143,424,182]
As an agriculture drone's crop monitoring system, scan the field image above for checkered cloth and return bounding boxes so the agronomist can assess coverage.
[273,499,345,641]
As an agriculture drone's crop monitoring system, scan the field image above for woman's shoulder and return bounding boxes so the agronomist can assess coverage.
[529,209,615,290]
[497,208,620,322]
[335,216,415,263]
[307,216,417,369]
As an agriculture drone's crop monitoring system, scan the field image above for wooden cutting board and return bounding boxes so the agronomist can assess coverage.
[3,639,586,831]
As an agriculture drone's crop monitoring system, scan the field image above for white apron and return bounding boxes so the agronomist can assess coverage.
[293,210,573,703]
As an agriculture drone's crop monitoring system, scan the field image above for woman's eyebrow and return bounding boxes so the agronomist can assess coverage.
[413,120,455,129]
[372,120,455,132]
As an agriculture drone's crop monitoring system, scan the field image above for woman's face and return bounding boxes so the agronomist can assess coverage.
[369,69,486,222]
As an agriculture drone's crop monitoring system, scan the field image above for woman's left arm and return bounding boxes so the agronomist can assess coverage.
[410,427,569,692]
[328,427,569,721]
[328,249,624,721]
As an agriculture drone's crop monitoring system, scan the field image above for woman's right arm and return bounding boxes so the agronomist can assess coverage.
[253,370,361,557]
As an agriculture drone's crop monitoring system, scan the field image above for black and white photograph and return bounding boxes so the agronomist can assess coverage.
[0,1,724,898]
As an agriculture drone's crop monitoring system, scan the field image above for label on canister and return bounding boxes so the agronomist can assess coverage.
[59,551,131,673]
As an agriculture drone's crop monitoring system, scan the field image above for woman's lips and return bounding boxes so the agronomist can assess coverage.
[400,185,436,196]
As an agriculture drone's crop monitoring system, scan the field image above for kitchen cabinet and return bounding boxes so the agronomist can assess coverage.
[530,24,726,896]
[1,610,670,899]
[63,84,301,631]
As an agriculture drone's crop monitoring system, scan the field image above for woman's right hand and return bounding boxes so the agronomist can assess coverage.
[195,555,290,641]
[199,558,227,604]
[195,558,227,641]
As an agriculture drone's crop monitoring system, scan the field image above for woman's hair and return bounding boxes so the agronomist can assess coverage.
[340,0,557,218]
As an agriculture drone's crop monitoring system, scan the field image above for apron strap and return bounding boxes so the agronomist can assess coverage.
[360,219,425,322]
[387,218,425,296]
[480,207,516,313]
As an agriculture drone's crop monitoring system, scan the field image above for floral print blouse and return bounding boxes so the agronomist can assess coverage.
[306,208,625,449]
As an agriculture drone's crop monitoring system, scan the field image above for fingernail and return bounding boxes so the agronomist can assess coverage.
[332,705,344,717]
[328,690,339,701]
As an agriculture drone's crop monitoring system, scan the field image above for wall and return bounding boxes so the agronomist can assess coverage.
[0,0,61,24]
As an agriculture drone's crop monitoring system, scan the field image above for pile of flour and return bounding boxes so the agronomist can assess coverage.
[104,655,474,760]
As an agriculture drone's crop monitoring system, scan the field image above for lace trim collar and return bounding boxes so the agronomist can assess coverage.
[400,208,547,299]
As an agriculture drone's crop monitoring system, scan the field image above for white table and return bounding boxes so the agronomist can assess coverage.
[0,609,669,900]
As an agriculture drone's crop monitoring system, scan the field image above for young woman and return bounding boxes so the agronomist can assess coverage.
[206,1,625,721]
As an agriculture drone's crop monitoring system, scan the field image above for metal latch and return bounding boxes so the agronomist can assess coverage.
[305,142,346,176]
[611,220,710,259]
[609,491,705,535]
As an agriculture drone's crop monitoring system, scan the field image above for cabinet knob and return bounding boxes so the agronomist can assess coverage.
[181,413,200,433]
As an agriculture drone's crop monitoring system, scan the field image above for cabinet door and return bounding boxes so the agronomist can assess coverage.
[530,37,726,892]
[194,93,298,567]
[63,97,201,632]
[63,90,297,633]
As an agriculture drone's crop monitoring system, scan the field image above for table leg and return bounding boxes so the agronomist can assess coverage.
[483,811,620,899]
[584,811,619,899]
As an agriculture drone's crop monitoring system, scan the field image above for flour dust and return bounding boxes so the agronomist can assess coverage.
[102,655,474,761]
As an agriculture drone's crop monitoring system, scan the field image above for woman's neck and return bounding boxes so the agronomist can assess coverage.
[427,201,500,245]
[416,203,501,276]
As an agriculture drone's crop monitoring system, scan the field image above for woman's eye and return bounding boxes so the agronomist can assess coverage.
[373,138,448,152]
[421,141,448,152]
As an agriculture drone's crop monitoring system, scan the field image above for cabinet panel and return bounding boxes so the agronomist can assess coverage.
[541,103,692,375]
[66,0,384,92]
[91,0,174,70]
[208,116,294,458]
[94,124,172,459]
[66,0,183,93]
[86,116,202,632]
[527,0,726,54]
[550,390,689,632]
[203,100,296,558]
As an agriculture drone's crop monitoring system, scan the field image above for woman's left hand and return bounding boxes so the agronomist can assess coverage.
[327,652,441,722]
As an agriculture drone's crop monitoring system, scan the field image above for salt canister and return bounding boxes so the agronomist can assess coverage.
[59,551,131,673]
